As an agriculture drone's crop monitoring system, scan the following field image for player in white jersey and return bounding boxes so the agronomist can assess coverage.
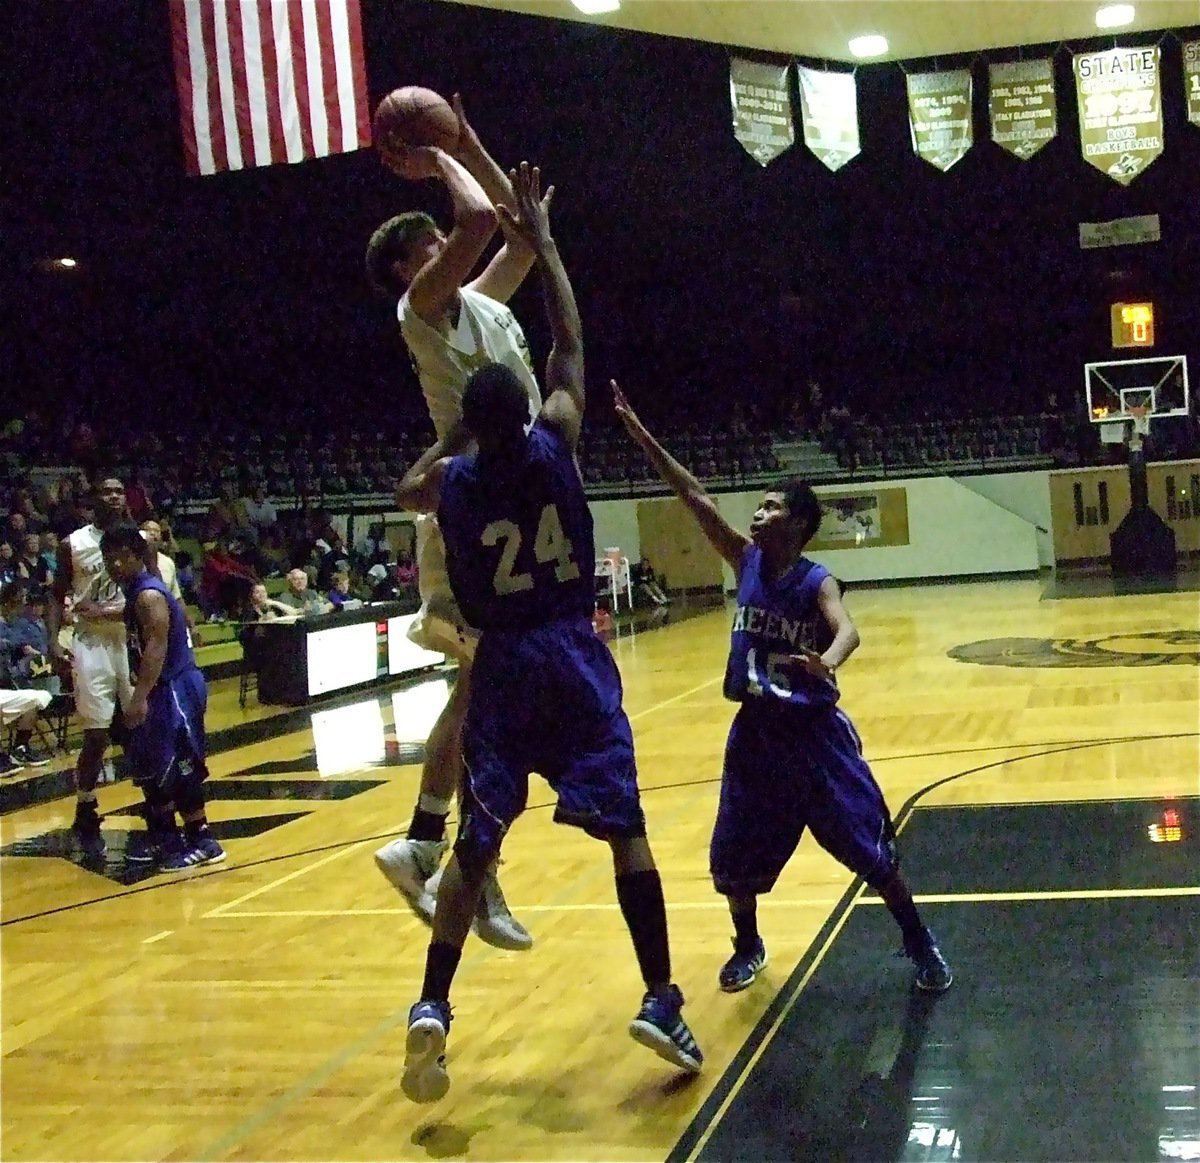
[365,96,547,950]
[47,473,137,858]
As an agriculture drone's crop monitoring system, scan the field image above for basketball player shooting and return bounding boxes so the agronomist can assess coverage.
[365,90,549,951]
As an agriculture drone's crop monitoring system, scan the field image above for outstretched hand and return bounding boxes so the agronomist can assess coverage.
[495,161,555,251]
[611,380,648,440]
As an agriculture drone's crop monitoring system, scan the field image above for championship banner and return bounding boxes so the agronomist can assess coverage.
[1074,46,1163,185]
[796,65,860,172]
[989,59,1056,159]
[906,69,973,171]
[1185,41,1200,128]
[729,57,794,166]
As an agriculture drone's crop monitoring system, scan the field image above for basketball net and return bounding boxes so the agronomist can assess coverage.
[1127,405,1151,451]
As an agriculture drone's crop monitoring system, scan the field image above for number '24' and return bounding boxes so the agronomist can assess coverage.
[482,504,581,595]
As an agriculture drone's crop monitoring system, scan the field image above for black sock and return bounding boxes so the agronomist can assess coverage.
[878,872,928,949]
[14,730,32,751]
[184,814,211,842]
[421,940,463,1003]
[147,806,177,835]
[409,809,448,843]
[615,869,671,990]
[730,898,760,953]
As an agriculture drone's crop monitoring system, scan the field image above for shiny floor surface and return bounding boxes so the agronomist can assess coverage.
[2,577,1198,1162]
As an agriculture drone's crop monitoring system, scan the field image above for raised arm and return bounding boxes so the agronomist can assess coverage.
[496,163,583,448]
[449,94,538,305]
[613,382,750,571]
[403,149,498,326]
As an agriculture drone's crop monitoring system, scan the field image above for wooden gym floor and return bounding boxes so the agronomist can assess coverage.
[1,575,1197,1162]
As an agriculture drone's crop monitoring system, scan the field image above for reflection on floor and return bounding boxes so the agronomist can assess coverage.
[677,799,1200,1163]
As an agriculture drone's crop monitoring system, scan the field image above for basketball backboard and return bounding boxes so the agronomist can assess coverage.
[1084,354,1190,425]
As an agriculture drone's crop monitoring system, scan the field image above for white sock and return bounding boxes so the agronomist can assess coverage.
[417,793,452,817]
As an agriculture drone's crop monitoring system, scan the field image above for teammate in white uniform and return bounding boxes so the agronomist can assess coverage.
[48,474,136,858]
[365,96,548,950]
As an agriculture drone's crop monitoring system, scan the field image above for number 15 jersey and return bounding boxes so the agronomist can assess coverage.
[438,420,595,633]
[723,546,840,710]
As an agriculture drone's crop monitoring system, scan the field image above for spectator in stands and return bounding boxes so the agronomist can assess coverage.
[0,582,52,771]
[244,582,297,623]
[47,476,86,538]
[314,532,351,593]
[7,585,59,696]
[0,543,17,588]
[366,563,400,602]
[3,511,29,551]
[124,469,154,523]
[204,480,244,543]
[140,518,199,644]
[243,483,278,539]
[326,570,358,610]
[38,532,59,582]
[354,522,390,571]
[278,568,331,617]
[199,536,259,622]
[16,533,50,587]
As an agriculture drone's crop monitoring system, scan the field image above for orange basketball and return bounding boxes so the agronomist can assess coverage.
[373,86,459,155]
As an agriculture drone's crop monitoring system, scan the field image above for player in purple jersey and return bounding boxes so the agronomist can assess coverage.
[393,162,702,1103]
[614,385,952,997]
[101,523,225,872]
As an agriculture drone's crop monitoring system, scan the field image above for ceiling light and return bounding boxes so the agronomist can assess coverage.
[571,0,620,13]
[1095,4,1135,28]
[848,34,889,59]
[56,257,77,268]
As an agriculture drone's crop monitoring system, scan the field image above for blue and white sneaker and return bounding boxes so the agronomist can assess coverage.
[160,833,226,871]
[402,999,451,1103]
[628,984,703,1073]
[904,930,954,994]
[718,937,768,993]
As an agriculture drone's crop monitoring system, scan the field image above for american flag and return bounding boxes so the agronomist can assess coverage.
[169,0,371,177]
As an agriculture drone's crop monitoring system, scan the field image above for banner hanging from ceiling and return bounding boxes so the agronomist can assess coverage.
[1073,45,1164,185]
[729,57,794,166]
[796,65,860,172]
[988,59,1056,159]
[1184,41,1200,128]
[906,69,973,171]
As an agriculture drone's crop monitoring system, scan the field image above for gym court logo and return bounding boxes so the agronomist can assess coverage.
[948,629,1200,668]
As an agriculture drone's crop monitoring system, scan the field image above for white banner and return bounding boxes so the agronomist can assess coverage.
[730,58,794,167]
[796,66,860,172]
[907,69,973,171]
[1184,41,1200,128]
[1078,214,1161,249]
[1074,46,1164,185]
[989,59,1056,159]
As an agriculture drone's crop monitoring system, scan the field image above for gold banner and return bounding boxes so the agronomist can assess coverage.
[1185,41,1200,128]
[809,489,910,551]
[989,59,1056,159]
[729,58,794,167]
[907,69,973,171]
[796,65,860,172]
[1074,46,1163,185]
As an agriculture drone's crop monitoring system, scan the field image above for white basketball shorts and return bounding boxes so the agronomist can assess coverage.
[407,515,479,664]
[72,627,134,731]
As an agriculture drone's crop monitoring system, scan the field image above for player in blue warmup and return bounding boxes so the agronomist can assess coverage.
[393,162,702,1103]
[613,385,953,997]
[101,523,225,871]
